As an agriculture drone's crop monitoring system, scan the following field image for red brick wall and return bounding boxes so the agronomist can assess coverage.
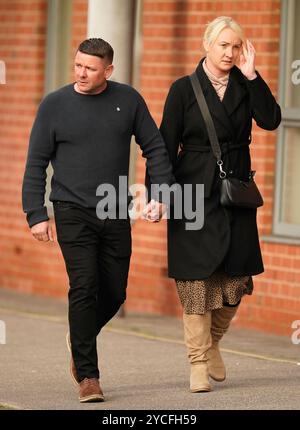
[126,0,300,336]
[0,0,87,297]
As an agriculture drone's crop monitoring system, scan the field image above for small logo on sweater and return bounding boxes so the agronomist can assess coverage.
[0,320,6,344]
[116,107,121,111]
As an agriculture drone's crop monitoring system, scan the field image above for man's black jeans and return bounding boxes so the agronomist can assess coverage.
[54,201,132,381]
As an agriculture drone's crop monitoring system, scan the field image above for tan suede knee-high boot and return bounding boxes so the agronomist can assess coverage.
[183,312,212,392]
[207,305,239,382]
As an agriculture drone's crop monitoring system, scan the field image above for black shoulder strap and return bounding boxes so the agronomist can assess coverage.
[189,72,222,162]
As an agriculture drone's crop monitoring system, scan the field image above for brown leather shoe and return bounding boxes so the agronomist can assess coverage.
[66,332,80,386]
[79,378,104,403]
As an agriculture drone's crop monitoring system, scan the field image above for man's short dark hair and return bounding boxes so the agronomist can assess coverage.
[78,38,114,64]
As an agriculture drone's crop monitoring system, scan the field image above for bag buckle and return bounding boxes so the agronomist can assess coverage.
[217,160,226,179]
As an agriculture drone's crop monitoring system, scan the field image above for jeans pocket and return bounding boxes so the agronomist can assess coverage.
[116,221,132,258]
[53,201,76,212]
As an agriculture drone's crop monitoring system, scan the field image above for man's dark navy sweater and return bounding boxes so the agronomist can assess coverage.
[22,81,174,227]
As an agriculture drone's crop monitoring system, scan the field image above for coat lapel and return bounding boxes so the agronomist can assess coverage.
[195,59,248,139]
[222,66,248,117]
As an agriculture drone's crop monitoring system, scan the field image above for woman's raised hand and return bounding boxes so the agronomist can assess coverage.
[239,40,257,80]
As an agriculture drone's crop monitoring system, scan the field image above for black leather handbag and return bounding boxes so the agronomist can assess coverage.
[189,72,264,209]
[220,172,263,208]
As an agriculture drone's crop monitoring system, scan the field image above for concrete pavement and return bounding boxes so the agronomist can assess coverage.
[0,287,299,410]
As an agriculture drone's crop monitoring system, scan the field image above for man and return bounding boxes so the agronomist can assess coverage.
[22,38,173,403]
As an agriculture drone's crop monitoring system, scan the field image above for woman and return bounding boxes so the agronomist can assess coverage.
[159,16,281,393]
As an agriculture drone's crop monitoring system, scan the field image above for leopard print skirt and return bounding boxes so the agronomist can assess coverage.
[176,271,253,315]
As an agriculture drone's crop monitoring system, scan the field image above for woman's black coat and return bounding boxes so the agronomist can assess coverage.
[160,58,281,280]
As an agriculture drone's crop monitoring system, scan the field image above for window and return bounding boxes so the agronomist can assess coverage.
[273,0,300,238]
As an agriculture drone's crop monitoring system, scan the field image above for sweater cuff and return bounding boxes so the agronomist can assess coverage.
[148,182,179,206]
[26,207,49,228]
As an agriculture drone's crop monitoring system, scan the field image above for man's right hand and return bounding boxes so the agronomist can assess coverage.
[31,221,55,242]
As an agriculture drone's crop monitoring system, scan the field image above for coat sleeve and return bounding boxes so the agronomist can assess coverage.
[22,96,56,228]
[247,71,281,130]
[159,80,184,168]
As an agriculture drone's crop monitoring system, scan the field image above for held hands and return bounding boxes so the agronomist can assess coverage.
[142,199,167,223]
[31,220,55,242]
[239,40,257,81]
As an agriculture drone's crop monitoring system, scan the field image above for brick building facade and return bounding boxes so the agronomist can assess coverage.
[0,0,299,336]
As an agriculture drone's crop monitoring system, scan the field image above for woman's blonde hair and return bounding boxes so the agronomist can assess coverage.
[203,16,244,46]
